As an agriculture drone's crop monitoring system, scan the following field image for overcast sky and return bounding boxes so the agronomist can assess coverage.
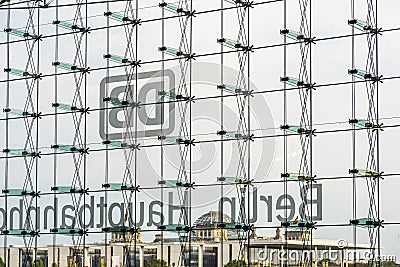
[1,0,400,261]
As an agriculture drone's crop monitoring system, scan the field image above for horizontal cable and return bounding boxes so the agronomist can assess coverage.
[0,74,398,123]
[0,0,282,47]
[0,121,399,160]
[3,221,398,236]
[0,26,397,86]
[0,172,398,198]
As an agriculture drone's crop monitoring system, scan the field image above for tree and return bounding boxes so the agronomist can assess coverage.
[144,258,170,267]
[381,261,396,267]
[224,259,247,267]
[33,259,44,267]
[0,257,4,267]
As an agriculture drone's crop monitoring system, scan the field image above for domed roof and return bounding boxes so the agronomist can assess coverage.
[194,211,232,227]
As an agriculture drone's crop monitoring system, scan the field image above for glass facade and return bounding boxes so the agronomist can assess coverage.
[0,0,394,267]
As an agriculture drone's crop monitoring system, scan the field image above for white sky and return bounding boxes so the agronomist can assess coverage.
[0,0,400,261]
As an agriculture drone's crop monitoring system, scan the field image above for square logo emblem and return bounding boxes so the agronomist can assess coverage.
[99,70,175,140]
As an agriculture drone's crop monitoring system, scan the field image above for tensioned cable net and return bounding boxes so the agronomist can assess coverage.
[0,0,399,267]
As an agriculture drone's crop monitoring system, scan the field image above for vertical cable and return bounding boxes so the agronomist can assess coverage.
[309,0,313,262]
[34,1,40,264]
[246,5,251,266]
[350,0,357,265]
[104,0,110,264]
[83,0,88,265]
[283,0,288,263]
[134,0,139,266]
[3,1,10,265]
[375,0,381,264]
[52,0,59,264]
[188,0,193,264]
[160,0,165,264]
[219,0,225,266]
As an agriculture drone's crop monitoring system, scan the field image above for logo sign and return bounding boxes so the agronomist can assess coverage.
[98,62,277,210]
[99,70,175,140]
